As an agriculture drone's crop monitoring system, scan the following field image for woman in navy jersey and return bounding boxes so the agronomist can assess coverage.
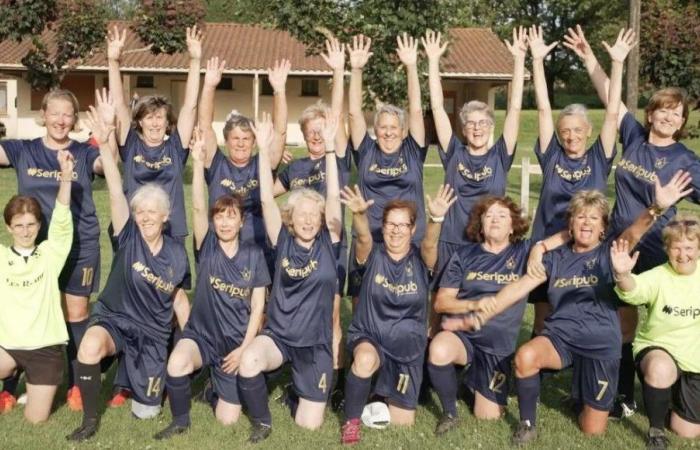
[106,25,201,242]
[198,56,289,250]
[338,184,456,445]
[422,27,525,290]
[154,129,270,439]
[428,196,566,436]
[346,34,427,299]
[67,107,190,442]
[527,25,629,337]
[0,88,115,409]
[565,24,700,418]
[236,113,342,443]
[272,38,351,404]
[444,173,692,445]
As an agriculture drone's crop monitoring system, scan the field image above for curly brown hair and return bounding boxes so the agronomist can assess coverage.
[465,196,529,243]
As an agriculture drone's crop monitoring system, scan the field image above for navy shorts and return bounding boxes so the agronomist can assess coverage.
[59,246,100,296]
[350,337,424,410]
[527,281,549,304]
[545,332,618,411]
[263,332,332,403]
[91,315,167,406]
[635,346,700,424]
[432,241,462,292]
[457,333,512,406]
[182,330,240,405]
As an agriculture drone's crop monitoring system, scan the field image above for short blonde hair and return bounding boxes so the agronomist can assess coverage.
[38,89,81,132]
[662,213,700,249]
[458,100,494,126]
[130,183,171,219]
[280,188,325,235]
[298,101,329,135]
[566,190,609,235]
[373,104,405,130]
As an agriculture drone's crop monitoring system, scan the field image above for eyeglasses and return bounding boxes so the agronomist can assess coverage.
[384,222,412,232]
[465,120,492,130]
[11,222,39,232]
[667,220,699,228]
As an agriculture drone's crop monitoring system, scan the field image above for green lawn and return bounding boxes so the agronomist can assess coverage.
[1,109,700,449]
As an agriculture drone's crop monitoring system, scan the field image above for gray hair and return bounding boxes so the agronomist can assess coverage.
[458,100,494,126]
[280,188,325,235]
[373,104,406,130]
[556,103,592,129]
[130,183,171,218]
[223,110,254,140]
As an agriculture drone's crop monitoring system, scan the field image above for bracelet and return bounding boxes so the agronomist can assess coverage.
[429,215,444,223]
[649,203,665,220]
[325,150,336,154]
[612,272,631,282]
[536,240,548,252]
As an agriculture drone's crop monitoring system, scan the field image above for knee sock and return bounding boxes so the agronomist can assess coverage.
[76,362,101,421]
[642,382,672,429]
[2,372,21,395]
[66,319,89,387]
[239,373,271,425]
[427,363,458,417]
[617,342,636,403]
[343,371,372,421]
[516,374,540,426]
[166,375,191,427]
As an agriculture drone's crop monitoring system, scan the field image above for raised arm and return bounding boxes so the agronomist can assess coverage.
[84,107,129,234]
[199,57,226,167]
[502,26,527,155]
[396,34,424,146]
[321,38,349,157]
[252,113,282,246]
[190,128,209,249]
[177,25,202,147]
[422,30,451,151]
[618,170,693,247]
[563,25,628,126]
[600,29,636,157]
[528,25,558,152]
[322,115,343,243]
[268,59,290,169]
[348,35,372,149]
[106,26,131,145]
[421,184,456,269]
[91,88,119,175]
[340,185,374,264]
[610,239,639,292]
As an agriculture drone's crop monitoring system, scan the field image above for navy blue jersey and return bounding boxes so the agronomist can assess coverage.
[205,151,265,247]
[92,219,188,341]
[542,241,621,359]
[264,227,339,347]
[353,134,427,244]
[348,244,429,364]
[2,138,100,250]
[531,135,615,242]
[186,231,270,355]
[119,128,189,238]
[438,135,514,245]
[439,240,531,355]
[610,113,700,271]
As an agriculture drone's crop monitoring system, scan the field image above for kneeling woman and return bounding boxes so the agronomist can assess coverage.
[613,215,700,446]
[67,110,190,441]
[444,174,691,445]
[339,184,456,445]
[154,130,270,439]
[0,150,74,423]
[236,113,342,442]
[429,196,566,435]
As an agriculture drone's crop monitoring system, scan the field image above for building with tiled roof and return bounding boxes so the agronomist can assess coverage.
[0,22,516,142]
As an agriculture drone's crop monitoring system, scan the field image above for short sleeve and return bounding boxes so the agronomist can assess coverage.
[277,165,291,190]
[168,132,189,166]
[354,133,375,167]
[116,218,137,249]
[404,133,428,163]
[338,145,353,172]
[437,134,462,169]
[492,135,515,171]
[205,150,226,185]
[542,251,555,277]
[534,133,560,169]
[252,246,272,287]
[590,137,617,172]
[119,128,139,161]
[194,228,218,263]
[439,252,464,289]
[683,153,700,205]
[1,139,25,167]
[619,112,647,154]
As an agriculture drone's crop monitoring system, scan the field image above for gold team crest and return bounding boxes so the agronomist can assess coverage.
[654,158,668,169]
[584,257,597,270]
[241,268,252,281]
[374,273,385,284]
[281,258,290,268]
[506,256,516,270]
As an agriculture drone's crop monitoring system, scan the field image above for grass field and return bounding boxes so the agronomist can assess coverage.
[1,109,700,449]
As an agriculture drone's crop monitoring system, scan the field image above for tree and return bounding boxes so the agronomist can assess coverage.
[132,0,205,54]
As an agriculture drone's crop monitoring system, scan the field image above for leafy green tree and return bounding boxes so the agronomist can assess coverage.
[132,0,205,54]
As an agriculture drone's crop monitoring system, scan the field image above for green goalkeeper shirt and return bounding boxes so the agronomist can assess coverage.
[0,202,72,349]
[615,263,700,373]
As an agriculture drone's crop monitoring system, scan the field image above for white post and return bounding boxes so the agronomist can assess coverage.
[253,72,260,121]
